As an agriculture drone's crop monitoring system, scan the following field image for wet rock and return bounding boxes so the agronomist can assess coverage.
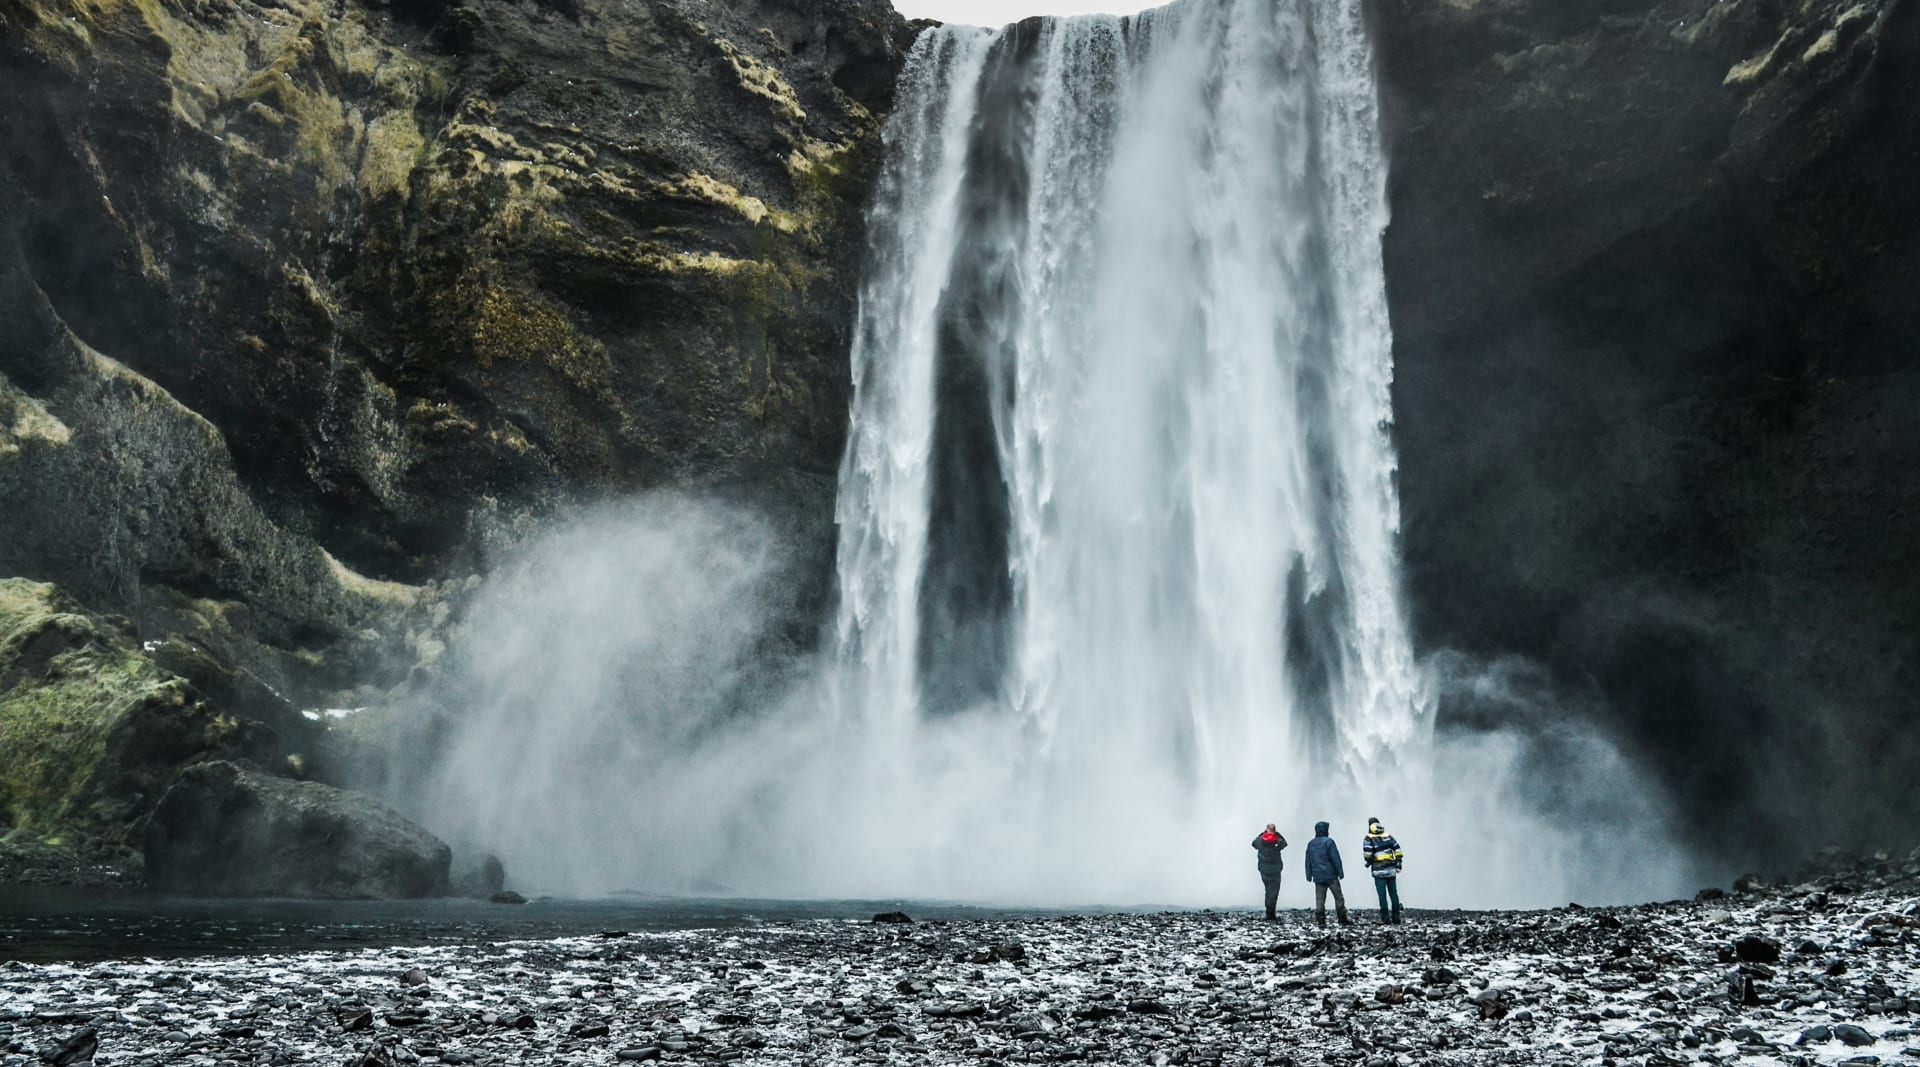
[1732,934,1783,963]
[1421,966,1456,986]
[399,968,428,987]
[490,891,529,905]
[614,1049,661,1062]
[872,912,913,924]
[37,1027,96,1066]
[144,762,450,899]
[346,1049,395,1067]
[450,854,507,899]
[1834,1023,1875,1047]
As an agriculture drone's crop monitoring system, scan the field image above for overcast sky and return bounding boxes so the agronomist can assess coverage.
[892,0,1155,26]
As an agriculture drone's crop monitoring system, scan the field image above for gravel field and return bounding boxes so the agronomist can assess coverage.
[4,857,1917,1067]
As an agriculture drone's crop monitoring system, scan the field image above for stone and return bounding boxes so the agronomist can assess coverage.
[1727,972,1761,1007]
[872,912,913,924]
[399,969,428,987]
[1834,1023,1875,1047]
[490,891,529,905]
[450,854,507,899]
[614,1050,661,1063]
[37,1027,96,1066]
[143,762,450,898]
[1732,934,1782,963]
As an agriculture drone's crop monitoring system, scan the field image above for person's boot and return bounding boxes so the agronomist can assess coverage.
[1316,910,1326,929]
[1337,906,1351,926]
[1380,908,1391,924]
[1392,903,1404,925]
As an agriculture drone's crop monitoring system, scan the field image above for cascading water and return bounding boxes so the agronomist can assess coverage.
[830,0,1431,900]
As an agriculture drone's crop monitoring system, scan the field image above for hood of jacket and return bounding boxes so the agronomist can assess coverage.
[1314,821,1330,836]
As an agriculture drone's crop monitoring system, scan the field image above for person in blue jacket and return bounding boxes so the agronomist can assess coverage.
[1302,821,1350,927]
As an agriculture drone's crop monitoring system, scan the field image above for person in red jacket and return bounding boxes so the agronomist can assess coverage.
[1250,823,1288,919]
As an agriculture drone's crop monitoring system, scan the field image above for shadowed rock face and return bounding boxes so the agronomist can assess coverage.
[144,760,452,897]
[0,0,916,705]
[0,0,915,879]
[0,578,246,840]
[1375,0,1920,862]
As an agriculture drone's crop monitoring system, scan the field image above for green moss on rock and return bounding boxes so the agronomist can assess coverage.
[0,579,230,840]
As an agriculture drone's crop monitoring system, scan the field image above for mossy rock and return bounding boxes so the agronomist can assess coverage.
[0,578,243,842]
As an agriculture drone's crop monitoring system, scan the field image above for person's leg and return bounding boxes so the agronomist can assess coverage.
[1330,878,1349,924]
[1263,876,1280,919]
[1386,877,1403,922]
[1314,882,1327,926]
[1375,877,1391,922]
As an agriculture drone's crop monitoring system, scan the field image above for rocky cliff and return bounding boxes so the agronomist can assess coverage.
[0,0,914,866]
[0,0,912,697]
[1376,0,1920,860]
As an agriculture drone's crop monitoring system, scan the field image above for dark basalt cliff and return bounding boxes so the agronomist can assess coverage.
[0,0,915,865]
[0,0,912,696]
[1376,0,1920,857]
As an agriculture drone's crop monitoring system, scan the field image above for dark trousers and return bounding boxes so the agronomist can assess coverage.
[1374,876,1402,920]
[1261,874,1281,918]
[1314,879,1348,923]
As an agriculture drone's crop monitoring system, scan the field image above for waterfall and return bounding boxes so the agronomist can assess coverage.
[414,0,1688,906]
[829,0,1433,900]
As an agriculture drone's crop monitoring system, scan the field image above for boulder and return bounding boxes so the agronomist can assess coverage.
[450,852,507,898]
[144,761,449,898]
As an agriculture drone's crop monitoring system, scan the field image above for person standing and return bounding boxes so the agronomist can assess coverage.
[1362,817,1405,924]
[1302,820,1350,927]
[1250,823,1288,919]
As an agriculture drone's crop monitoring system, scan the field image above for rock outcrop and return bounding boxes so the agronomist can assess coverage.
[0,578,250,840]
[1375,0,1920,860]
[0,0,915,883]
[144,759,452,897]
[0,0,914,701]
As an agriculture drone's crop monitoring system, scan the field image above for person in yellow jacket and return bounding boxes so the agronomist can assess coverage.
[1362,817,1405,924]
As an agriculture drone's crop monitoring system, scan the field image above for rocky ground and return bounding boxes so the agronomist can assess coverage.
[3,856,1917,1067]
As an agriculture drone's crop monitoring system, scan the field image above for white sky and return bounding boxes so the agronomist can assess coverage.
[892,0,1156,27]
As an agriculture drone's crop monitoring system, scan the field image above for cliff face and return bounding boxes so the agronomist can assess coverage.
[1376,0,1920,859]
[0,0,914,861]
[0,0,913,705]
